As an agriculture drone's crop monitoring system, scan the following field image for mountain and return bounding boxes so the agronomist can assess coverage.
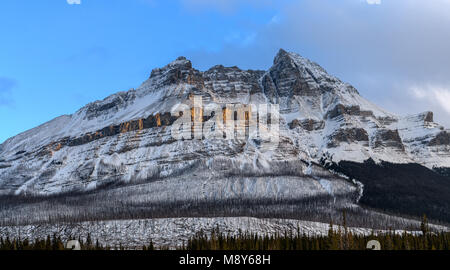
[0,49,449,225]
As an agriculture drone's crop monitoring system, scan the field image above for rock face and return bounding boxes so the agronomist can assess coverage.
[327,128,370,148]
[289,119,325,131]
[0,49,449,196]
[373,129,405,151]
[429,131,450,146]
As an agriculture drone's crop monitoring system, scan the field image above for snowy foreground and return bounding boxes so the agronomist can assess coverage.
[0,217,447,249]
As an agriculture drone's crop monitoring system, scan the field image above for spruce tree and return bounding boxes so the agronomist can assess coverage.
[420,214,429,235]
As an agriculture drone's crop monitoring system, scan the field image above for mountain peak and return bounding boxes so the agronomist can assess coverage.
[276,48,289,56]
[145,56,202,88]
[158,56,192,72]
[273,49,323,72]
[265,49,334,100]
[273,48,295,65]
[169,56,191,67]
[150,56,192,75]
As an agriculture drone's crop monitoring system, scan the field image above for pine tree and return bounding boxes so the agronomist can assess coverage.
[328,220,339,250]
[420,214,429,235]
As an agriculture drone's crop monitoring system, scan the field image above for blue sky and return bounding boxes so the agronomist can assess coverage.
[1,0,450,143]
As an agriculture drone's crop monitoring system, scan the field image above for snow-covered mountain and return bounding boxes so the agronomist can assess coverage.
[0,49,449,198]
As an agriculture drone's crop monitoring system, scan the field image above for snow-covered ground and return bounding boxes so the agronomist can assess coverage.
[1,217,446,249]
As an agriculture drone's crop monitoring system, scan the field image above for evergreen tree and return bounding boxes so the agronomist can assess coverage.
[420,214,429,235]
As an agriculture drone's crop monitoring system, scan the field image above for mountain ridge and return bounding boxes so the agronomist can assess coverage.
[0,49,449,196]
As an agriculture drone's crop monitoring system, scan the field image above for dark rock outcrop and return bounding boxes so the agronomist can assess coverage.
[377,116,398,125]
[289,119,325,131]
[429,131,450,146]
[68,112,178,147]
[85,91,137,120]
[328,128,369,147]
[326,104,374,119]
[264,49,320,98]
[0,164,11,169]
[150,57,204,88]
[423,111,434,123]
[373,129,404,150]
[202,65,264,97]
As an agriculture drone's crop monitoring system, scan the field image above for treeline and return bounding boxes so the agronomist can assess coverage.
[2,229,449,251]
[182,215,450,250]
[0,234,108,250]
[1,215,449,250]
[183,228,450,250]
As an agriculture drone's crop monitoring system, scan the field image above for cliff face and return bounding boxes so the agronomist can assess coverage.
[0,49,449,196]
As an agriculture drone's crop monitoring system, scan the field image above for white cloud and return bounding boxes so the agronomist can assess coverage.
[67,0,81,4]
[412,85,450,114]
[366,0,381,4]
[182,0,450,127]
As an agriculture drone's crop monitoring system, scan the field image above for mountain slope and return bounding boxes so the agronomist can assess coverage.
[0,49,449,226]
[1,49,449,196]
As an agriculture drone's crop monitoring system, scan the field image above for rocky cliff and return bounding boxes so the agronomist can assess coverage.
[0,49,449,197]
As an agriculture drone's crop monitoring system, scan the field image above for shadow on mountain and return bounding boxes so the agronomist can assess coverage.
[324,158,450,223]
